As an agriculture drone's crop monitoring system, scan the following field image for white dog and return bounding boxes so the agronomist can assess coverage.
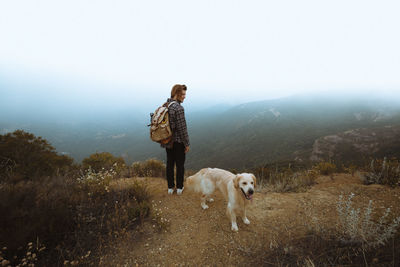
[185,168,256,232]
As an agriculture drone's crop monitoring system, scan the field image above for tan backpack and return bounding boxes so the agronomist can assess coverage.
[149,101,177,144]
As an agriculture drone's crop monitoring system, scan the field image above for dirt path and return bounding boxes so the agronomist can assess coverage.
[101,174,400,266]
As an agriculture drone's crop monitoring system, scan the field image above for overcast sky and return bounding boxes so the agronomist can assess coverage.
[1,0,400,110]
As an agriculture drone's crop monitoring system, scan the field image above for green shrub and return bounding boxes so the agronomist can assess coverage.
[313,161,337,175]
[128,201,151,223]
[0,130,74,182]
[131,158,165,177]
[0,173,151,266]
[0,177,78,263]
[77,165,116,196]
[0,131,152,265]
[82,152,125,175]
[344,163,358,176]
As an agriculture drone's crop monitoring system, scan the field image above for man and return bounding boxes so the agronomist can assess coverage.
[162,84,190,195]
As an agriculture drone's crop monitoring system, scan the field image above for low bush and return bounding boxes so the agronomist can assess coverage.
[258,167,317,193]
[343,163,358,176]
[336,192,400,249]
[245,193,400,266]
[150,200,171,232]
[271,170,317,193]
[131,158,165,177]
[82,152,125,176]
[0,170,151,266]
[361,157,400,187]
[313,161,337,176]
[259,230,400,266]
[77,164,117,196]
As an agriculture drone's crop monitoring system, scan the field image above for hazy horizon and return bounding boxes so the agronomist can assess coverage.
[1,72,400,126]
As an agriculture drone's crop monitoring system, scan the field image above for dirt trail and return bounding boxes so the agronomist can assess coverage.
[102,174,400,266]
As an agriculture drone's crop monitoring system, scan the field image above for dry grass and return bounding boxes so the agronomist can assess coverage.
[257,168,317,193]
[361,157,400,187]
[241,192,400,266]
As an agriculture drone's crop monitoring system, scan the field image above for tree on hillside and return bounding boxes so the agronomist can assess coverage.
[0,130,74,182]
[82,152,125,173]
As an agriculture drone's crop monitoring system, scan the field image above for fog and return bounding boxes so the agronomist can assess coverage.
[1,71,400,127]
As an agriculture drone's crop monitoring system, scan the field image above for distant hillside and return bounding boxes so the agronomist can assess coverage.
[185,94,400,169]
[2,93,400,170]
[310,125,400,164]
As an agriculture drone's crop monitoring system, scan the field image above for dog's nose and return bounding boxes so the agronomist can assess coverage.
[248,189,254,195]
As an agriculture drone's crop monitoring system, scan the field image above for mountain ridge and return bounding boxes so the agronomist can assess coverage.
[2,92,400,170]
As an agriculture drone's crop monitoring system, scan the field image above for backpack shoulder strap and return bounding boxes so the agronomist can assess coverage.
[167,101,178,108]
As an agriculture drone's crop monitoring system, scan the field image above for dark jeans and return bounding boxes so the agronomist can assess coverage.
[166,142,186,189]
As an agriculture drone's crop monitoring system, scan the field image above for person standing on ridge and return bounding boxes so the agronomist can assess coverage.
[162,84,190,195]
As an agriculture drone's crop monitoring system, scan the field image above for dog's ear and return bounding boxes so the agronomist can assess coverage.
[251,174,257,187]
[233,175,241,189]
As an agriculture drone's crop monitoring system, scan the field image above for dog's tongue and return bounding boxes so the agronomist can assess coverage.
[248,194,253,200]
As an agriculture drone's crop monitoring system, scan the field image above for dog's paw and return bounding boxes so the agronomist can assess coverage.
[201,204,209,210]
[243,218,250,225]
[231,223,239,232]
[207,198,214,202]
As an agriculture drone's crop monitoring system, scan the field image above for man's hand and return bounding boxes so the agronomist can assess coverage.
[185,146,190,153]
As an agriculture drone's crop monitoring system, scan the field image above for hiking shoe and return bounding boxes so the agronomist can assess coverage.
[168,188,174,195]
[177,187,184,195]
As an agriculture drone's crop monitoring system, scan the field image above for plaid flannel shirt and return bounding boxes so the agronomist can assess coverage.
[161,98,190,149]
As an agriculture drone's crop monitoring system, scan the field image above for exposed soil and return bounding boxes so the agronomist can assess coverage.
[101,174,400,266]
